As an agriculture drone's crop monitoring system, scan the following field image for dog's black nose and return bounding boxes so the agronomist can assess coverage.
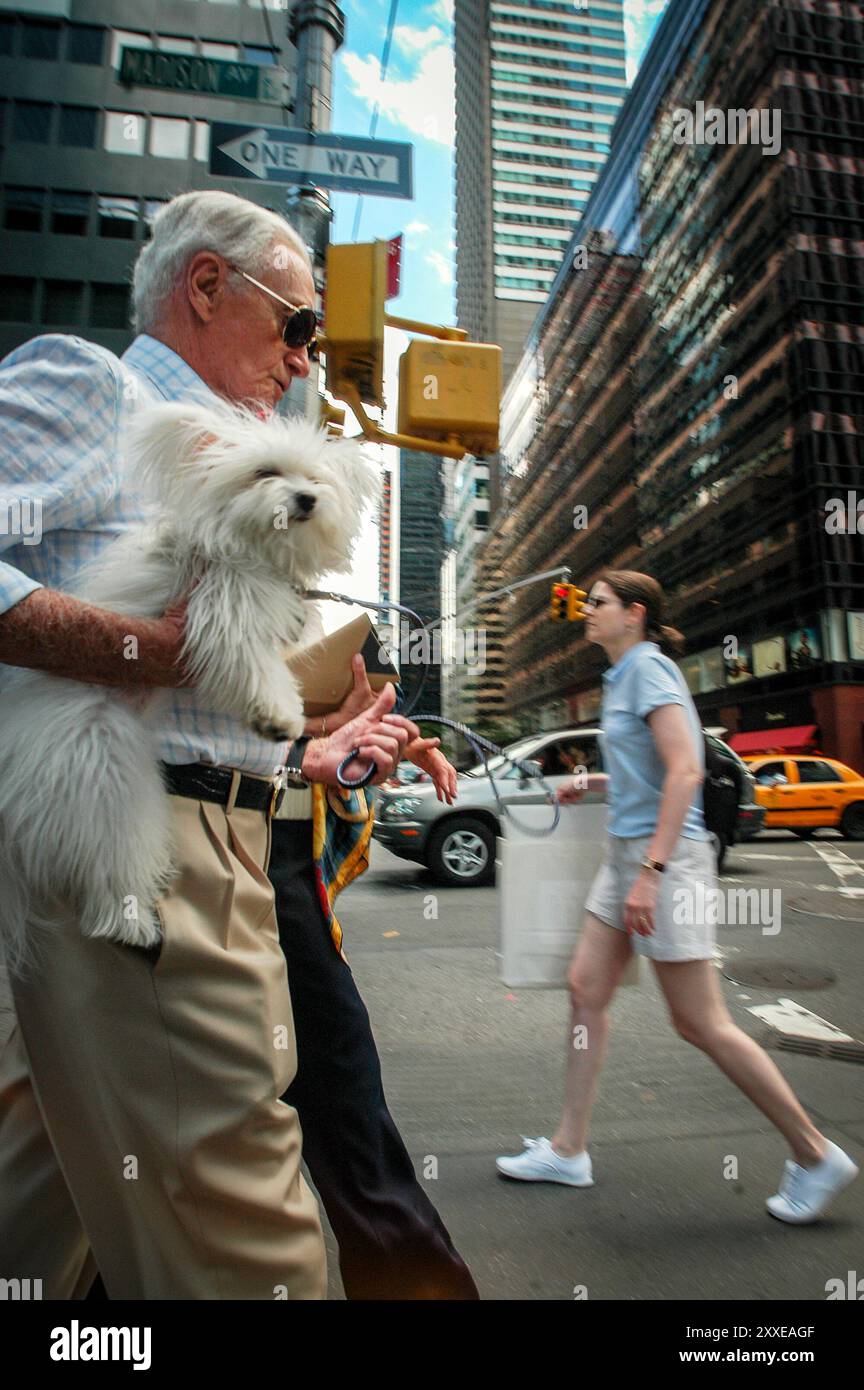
[295,493,316,515]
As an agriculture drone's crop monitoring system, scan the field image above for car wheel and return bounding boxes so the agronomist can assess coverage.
[840,802,864,841]
[427,817,495,887]
[709,830,727,871]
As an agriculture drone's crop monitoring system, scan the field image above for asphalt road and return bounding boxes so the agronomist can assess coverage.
[314,829,864,1302]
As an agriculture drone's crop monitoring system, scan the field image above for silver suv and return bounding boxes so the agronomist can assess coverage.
[372,728,604,887]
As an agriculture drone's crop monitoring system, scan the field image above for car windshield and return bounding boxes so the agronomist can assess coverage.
[462,738,543,778]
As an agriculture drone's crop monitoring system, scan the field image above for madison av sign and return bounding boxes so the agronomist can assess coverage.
[210,123,413,199]
[118,47,288,104]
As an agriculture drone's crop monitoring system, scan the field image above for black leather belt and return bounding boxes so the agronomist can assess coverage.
[160,763,284,815]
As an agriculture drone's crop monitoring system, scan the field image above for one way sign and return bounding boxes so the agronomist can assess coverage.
[210,124,413,199]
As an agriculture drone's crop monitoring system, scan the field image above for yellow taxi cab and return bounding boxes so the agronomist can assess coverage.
[742,754,864,839]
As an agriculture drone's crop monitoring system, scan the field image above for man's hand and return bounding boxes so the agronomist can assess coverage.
[405,736,458,805]
[299,681,419,787]
[304,653,380,736]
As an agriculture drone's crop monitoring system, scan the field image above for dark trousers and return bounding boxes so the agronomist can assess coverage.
[270,817,479,1301]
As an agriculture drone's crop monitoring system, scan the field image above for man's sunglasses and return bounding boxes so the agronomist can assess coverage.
[232,267,320,359]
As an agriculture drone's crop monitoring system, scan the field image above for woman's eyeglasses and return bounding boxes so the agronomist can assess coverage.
[231,267,319,359]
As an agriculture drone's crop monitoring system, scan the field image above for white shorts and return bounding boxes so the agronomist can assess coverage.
[584,833,718,962]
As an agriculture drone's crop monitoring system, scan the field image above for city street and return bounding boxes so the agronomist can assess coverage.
[318,830,864,1302]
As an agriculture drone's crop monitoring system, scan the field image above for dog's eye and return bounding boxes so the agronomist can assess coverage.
[255,469,282,480]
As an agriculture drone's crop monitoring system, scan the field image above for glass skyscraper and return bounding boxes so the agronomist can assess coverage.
[454,0,628,383]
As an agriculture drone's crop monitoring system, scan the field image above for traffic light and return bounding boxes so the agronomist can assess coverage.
[550,582,588,620]
[321,240,501,459]
[550,583,570,620]
[323,241,388,409]
[567,585,588,620]
[397,340,502,457]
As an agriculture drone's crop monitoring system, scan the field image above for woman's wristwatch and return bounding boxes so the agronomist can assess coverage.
[640,856,666,874]
[283,735,312,788]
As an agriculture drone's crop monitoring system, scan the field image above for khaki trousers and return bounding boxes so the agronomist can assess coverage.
[0,788,326,1300]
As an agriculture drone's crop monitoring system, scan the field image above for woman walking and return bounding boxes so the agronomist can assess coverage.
[497,571,858,1223]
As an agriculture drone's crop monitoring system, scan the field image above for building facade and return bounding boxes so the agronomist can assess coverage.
[477,0,864,770]
[0,0,295,361]
[398,448,444,715]
[453,0,629,386]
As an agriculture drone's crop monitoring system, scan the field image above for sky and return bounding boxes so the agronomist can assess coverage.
[315,0,670,631]
[328,0,670,326]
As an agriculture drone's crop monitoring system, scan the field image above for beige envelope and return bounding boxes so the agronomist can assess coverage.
[286,613,400,716]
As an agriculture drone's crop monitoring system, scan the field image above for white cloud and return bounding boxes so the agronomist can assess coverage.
[406,220,430,235]
[425,249,453,286]
[427,0,454,25]
[393,24,446,56]
[623,0,668,83]
[341,41,454,145]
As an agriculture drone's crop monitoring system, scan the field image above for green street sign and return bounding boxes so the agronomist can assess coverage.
[118,47,288,105]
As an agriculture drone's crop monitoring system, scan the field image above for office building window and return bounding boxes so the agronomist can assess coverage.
[98,195,138,239]
[13,101,52,144]
[4,187,44,233]
[156,35,196,54]
[67,24,104,65]
[110,30,151,69]
[21,20,60,60]
[41,280,84,326]
[193,121,210,162]
[200,40,240,59]
[149,116,189,159]
[59,105,98,148]
[51,190,90,236]
[244,45,276,64]
[0,16,15,55]
[104,111,146,155]
[0,277,36,321]
[90,283,130,329]
[143,199,168,238]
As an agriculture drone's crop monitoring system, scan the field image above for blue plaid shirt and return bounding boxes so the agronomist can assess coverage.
[0,332,289,776]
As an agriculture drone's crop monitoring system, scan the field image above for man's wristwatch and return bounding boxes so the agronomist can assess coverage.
[283,735,312,788]
[641,856,666,874]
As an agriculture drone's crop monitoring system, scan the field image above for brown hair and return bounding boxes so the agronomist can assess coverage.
[597,570,685,658]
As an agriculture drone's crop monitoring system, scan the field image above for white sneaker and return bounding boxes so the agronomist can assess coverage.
[766,1140,859,1224]
[496,1136,594,1187]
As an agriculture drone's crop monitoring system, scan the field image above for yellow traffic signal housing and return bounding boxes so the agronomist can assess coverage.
[397,340,501,457]
[550,583,570,620]
[324,241,388,409]
[567,585,588,620]
[320,400,346,437]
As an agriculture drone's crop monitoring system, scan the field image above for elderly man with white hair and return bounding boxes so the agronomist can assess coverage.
[0,190,430,1299]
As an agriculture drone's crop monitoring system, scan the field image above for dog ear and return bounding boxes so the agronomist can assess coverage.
[326,434,381,510]
[123,402,231,497]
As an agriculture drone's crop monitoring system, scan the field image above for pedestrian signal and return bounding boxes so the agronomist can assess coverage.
[397,340,501,457]
[323,241,388,409]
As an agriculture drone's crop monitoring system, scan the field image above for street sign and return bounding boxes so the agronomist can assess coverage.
[210,124,413,199]
[118,47,288,105]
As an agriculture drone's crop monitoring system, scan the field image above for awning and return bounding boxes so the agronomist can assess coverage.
[729,725,819,755]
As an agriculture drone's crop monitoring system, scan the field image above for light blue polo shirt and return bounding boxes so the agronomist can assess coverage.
[601,641,709,840]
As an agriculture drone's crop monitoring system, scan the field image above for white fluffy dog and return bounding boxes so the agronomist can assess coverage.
[0,400,379,974]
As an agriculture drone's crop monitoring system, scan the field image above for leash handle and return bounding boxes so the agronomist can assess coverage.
[336,751,378,789]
